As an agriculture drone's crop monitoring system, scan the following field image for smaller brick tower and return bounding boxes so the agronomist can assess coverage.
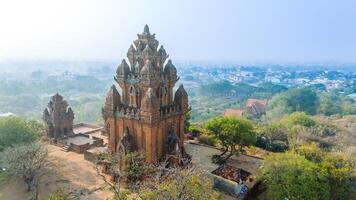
[43,93,74,141]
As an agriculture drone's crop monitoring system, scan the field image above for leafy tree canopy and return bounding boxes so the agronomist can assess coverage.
[205,116,256,162]
[205,116,256,150]
[267,87,319,118]
[0,117,43,151]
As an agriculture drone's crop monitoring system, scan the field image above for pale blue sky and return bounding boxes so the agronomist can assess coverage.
[0,0,355,63]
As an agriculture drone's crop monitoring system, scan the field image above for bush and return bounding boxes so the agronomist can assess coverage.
[296,143,325,163]
[258,123,288,142]
[310,123,337,137]
[321,154,356,200]
[189,125,202,137]
[269,140,288,152]
[280,112,316,128]
[256,135,288,152]
[48,189,74,200]
[260,152,331,200]
[198,134,217,146]
[124,152,147,183]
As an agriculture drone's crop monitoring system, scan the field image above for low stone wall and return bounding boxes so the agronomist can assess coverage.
[69,143,91,154]
[207,173,237,196]
[92,136,104,146]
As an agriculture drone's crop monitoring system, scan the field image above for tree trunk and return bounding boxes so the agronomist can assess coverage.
[219,147,228,157]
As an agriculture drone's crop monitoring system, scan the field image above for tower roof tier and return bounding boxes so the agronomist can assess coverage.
[115,25,176,83]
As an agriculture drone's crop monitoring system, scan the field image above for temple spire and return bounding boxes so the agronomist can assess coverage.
[144,24,150,34]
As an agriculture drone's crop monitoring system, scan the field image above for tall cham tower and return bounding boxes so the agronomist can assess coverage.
[103,25,189,163]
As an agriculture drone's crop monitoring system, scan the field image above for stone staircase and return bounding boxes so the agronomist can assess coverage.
[61,145,70,152]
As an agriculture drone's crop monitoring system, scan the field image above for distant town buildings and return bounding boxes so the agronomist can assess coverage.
[178,65,355,91]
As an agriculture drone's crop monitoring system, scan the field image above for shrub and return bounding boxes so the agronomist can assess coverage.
[280,112,316,128]
[48,189,74,200]
[260,152,330,200]
[198,134,217,146]
[256,135,288,152]
[296,143,325,163]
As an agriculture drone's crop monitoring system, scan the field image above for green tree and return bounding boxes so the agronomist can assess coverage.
[318,91,342,116]
[205,116,256,162]
[267,87,319,119]
[0,117,42,151]
[260,152,330,200]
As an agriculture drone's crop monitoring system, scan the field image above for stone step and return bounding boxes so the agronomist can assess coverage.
[61,146,70,152]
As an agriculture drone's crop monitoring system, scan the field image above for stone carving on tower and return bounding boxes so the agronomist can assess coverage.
[103,25,189,163]
[43,93,74,141]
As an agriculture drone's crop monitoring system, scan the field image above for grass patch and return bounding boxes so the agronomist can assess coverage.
[0,172,7,185]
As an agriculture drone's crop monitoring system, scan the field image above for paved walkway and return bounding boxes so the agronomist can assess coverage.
[185,142,263,174]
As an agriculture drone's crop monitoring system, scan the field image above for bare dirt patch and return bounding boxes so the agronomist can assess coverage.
[0,145,112,200]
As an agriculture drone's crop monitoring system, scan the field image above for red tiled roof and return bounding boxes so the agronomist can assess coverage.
[224,109,243,117]
[245,99,268,108]
[245,99,268,116]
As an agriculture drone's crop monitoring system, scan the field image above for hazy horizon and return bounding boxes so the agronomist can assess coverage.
[1,0,356,63]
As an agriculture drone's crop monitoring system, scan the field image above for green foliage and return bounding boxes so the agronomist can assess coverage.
[256,136,288,152]
[256,82,288,95]
[0,172,7,185]
[205,116,256,151]
[184,111,191,133]
[267,87,319,119]
[139,170,220,200]
[48,189,74,200]
[260,152,330,200]
[280,112,316,128]
[256,123,289,152]
[0,117,42,151]
[320,154,356,200]
[340,97,356,115]
[295,143,325,163]
[318,91,343,116]
[319,91,356,116]
[188,124,201,134]
[124,152,147,183]
[257,123,288,142]
[197,134,217,146]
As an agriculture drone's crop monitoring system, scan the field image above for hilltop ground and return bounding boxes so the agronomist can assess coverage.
[0,145,112,200]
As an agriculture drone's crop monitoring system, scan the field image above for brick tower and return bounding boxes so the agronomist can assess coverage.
[103,25,189,163]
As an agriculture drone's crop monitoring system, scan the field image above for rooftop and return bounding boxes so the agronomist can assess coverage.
[73,123,104,135]
[63,134,95,146]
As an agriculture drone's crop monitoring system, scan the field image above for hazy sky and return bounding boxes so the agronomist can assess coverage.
[0,0,356,63]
